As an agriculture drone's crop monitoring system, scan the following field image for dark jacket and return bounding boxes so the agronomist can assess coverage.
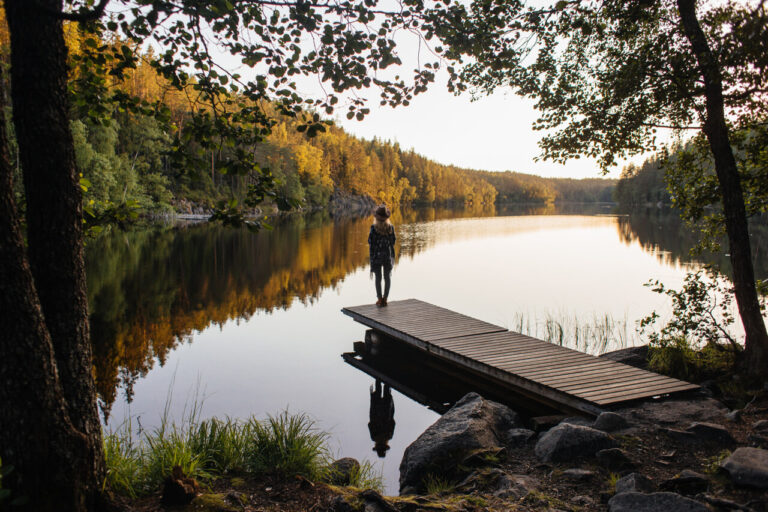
[368,224,396,268]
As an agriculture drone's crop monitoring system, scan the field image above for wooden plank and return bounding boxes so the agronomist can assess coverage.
[453,341,546,358]
[583,380,700,401]
[437,337,542,353]
[494,358,615,376]
[561,374,678,394]
[477,349,590,366]
[592,382,700,405]
[511,360,628,379]
[538,367,657,387]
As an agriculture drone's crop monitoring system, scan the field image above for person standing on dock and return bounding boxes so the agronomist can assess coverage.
[369,205,396,306]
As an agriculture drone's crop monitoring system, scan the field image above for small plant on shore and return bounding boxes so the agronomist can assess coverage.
[703,450,732,475]
[245,411,330,480]
[423,473,455,495]
[606,472,621,493]
[337,460,384,491]
[640,267,746,381]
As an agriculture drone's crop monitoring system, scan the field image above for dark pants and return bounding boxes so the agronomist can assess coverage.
[372,261,392,299]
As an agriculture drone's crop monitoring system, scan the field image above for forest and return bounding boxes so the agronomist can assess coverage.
[1,23,614,219]
[613,154,671,208]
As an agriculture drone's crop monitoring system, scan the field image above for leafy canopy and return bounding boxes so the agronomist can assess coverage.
[430,0,768,170]
[62,0,445,216]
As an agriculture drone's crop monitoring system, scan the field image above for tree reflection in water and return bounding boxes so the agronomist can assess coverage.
[86,205,766,420]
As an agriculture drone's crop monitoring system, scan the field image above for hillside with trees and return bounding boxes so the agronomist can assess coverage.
[1,21,613,220]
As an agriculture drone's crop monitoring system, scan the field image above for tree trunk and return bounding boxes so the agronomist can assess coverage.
[3,0,105,504]
[677,0,768,379]
[0,67,92,511]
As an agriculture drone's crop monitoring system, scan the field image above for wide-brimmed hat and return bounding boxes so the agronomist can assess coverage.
[374,205,390,221]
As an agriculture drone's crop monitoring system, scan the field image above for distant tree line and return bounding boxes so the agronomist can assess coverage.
[613,155,671,208]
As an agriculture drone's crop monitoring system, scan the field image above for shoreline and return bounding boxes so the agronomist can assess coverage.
[104,346,768,511]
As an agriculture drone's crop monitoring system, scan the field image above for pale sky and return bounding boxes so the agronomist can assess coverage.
[334,81,618,180]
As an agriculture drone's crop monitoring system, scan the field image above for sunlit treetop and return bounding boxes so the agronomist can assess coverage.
[58,0,448,216]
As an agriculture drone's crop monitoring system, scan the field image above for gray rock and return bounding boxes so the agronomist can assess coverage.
[748,434,768,448]
[534,423,617,462]
[608,492,709,512]
[699,494,752,510]
[504,427,536,447]
[615,473,656,494]
[659,470,709,495]
[399,392,520,493]
[571,495,595,507]
[753,419,768,432]
[331,496,357,512]
[327,457,361,486]
[662,428,697,442]
[721,447,768,489]
[560,469,595,482]
[686,422,736,444]
[617,398,726,429]
[361,490,398,512]
[599,346,649,369]
[492,472,538,500]
[594,412,630,432]
[725,409,742,422]
[456,468,537,499]
[596,448,637,472]
[560,416,593,427]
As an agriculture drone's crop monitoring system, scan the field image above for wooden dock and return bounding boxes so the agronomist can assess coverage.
[342,299,699,415]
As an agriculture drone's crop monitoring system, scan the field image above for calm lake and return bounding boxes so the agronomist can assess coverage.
[86,204,767,492]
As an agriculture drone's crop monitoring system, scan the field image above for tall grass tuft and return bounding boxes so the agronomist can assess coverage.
[245,412,330,479]
[103,409,342,497]
[103,422,143,497]
[510,310,637,355]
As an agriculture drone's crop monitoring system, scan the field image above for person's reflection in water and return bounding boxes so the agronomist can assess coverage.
[368,379,395,458]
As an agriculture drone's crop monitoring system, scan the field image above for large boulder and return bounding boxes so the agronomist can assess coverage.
[596,448,637,472]
[399,393,520,493]
[608,492,709,512]
[720,447,768,489]
[685,422,736,444]
[593,412,630,432]
[616,398,726,430]
[534,423,616,462]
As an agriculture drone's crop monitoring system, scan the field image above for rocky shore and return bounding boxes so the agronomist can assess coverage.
[124,348,768,511]
[326,388,767,512]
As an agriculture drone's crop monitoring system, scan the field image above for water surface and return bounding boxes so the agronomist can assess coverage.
[86,205,764,492]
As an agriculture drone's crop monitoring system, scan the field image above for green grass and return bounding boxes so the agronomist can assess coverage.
[103,408,381,497]
[606,472,621,493]
[422,473,456,495]
[244,412,329,479]
[321,459,384,491]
